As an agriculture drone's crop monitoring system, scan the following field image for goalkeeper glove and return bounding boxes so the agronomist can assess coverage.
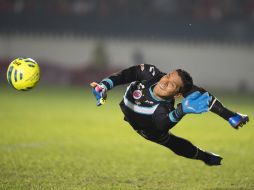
[182,91,212,114]
[90,82,107,106]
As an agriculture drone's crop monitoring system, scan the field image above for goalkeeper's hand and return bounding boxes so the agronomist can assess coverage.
[182,91,212,114]
[90,82,107,106]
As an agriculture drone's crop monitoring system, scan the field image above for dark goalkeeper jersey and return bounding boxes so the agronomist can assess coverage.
[99,64,216,133]
[100,64,185,133]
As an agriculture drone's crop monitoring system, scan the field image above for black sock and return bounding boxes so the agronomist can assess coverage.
[162,134,201,159]
[210,99,237,121]
[196,148,210,162]
[160,134,221,165]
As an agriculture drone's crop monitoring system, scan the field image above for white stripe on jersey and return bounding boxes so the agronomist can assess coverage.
[123,83,159,115]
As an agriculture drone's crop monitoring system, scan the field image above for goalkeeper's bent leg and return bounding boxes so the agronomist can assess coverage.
[210,99,249,129]
[183,85,249,129]
[184,85,237,121]
[210,98,236,121]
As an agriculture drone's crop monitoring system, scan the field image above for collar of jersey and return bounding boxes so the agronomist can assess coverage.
[149,83,171,102]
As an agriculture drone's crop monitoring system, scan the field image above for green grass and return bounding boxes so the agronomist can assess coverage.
[0,86,253,190]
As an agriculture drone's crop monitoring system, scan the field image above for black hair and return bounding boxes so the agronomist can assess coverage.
[176,69,193,95]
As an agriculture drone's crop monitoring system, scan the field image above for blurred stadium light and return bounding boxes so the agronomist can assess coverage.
[0,0,254,91]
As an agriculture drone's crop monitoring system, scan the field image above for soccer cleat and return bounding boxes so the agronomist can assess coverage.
[204,152,223,166]
[228,113,249,129]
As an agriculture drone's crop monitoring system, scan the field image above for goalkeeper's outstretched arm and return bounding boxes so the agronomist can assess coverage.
[97,64,162,91]
[90,64,163,106]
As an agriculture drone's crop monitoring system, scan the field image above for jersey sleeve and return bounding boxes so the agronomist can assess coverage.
[153,103,185,131]
[99,64,162,90]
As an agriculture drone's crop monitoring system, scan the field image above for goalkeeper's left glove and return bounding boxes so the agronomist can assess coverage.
[90,82,107,106]
[182,91,212,114]
[169,91,212,123]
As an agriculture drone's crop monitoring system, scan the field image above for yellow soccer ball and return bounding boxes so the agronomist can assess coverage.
[7,57,40,91]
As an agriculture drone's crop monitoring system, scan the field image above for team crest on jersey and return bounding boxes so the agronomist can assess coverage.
[133,90,142,100]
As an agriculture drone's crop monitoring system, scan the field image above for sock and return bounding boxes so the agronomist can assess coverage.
[195,148,210,162]
[210,99,237,121]
[163,134,201,159]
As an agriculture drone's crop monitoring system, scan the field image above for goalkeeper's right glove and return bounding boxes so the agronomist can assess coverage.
[90,82,107,106]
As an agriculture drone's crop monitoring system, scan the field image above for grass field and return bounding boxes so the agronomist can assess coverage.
[0,85,253,190]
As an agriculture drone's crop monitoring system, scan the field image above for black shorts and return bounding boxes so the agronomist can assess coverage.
[135,128,170,145]
[120,101,171,144]
[123,116,170,145]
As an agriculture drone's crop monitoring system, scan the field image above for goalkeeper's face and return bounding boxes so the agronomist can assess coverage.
[154,70,183,99]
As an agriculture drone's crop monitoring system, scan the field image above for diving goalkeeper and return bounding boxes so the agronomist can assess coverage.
[90,64,249,166]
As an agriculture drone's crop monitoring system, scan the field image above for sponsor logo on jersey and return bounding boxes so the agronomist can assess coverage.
[135,100,142,105]
[145,100,154,105]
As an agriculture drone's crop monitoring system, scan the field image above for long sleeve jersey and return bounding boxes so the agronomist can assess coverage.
[99,64,215,133]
